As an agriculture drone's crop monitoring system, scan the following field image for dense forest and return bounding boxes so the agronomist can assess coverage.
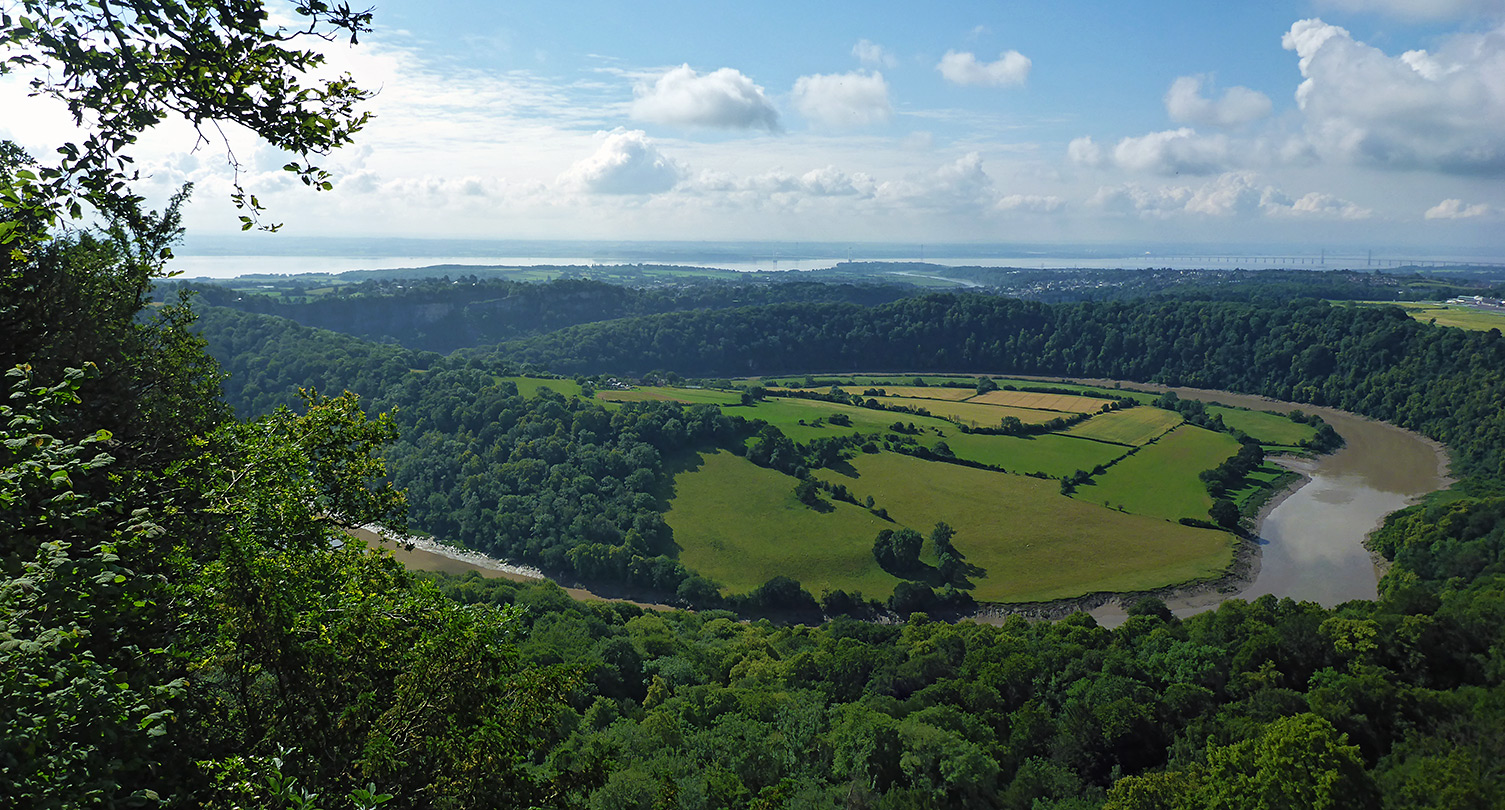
[6,0,1505,805]
[184,276,918,353]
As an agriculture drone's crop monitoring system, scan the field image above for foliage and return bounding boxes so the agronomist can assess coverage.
[0,0,372,235]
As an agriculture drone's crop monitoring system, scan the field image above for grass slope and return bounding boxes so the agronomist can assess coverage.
[1065,407,1183,446]
[819,454,1234,602]
[596,386,742,405]
[1073,425,1241,520]
[936,432,1126,478]
[666,450,900,597]
[501,376,584,398]
[1207,406,1318,446]
[971,390,1114,413]
[874,396,1062,427]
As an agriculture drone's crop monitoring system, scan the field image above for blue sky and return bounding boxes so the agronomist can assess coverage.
[3,0,1503,252]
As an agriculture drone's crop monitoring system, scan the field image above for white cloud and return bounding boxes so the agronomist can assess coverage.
[791,71,892,129]
[1066,136,1106,168]
[1164,76,1272,128]
[1282,18,1505,174]
[852,39,897,68]
[871,152,996,211]
[1316,0,1505,20]
[558,129,681,194]
[630,64,781,131]
[1089,172,1370,220]
[936,50,1031,87]
[1286,191,1374,219]
[1425,198,1494,218]
[997,194,1065,213]
[1112,128,1234,175]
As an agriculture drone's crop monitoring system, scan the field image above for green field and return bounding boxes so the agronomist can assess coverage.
[1072,425,1241,520]
[873,396,1061,427]
[935,431,1126,478]
[1064,407,1184,446]
[499,376,584,398]
[739,397,956,442]
[818,454,1234,602]
[667,451,901,597]
[1352,301,1505,332]
[597,386,742,405]
[1226,464,1302,512]
[837,385,978,401]
[1207,406,1317,446]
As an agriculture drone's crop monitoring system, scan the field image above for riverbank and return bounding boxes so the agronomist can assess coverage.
[348,527,675,611]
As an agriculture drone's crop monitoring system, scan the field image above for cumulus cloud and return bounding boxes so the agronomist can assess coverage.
[1286,191,1374,219]
[1282,18,1505,174]
[1316,0,1505,20]
[1164,76,1272,128]
[1425,198,1494,218]
[558,129,681,194]
[869,152,997,211]
[936,50,1031,87]
[852,39,897,68]
[630,65,781,131]
[1066,136,1107,168]
[791,71,892,129]
[1089,172,1370,219]
[1112,128,1234,175]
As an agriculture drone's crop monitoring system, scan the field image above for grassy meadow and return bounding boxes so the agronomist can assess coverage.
[1351,301,1505,332]
[666,450,900,597]
[1208,405,1318,447]
[817,454,1234,602]
[1064,407,1184,446]
[502,372,1315,604]
[1072,426,1241,520]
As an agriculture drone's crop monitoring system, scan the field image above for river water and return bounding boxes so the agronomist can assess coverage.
[357,382,1452,621]
[1083,385,1452,624]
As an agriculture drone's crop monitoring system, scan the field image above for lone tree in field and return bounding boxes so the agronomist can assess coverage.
[873,527,924,574]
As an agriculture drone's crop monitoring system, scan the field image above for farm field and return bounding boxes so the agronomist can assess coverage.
[666,450,900,597]
[872,396,1062,426]
[818,454,1235,602]
[1072,425,1242,521]
[1226,464,1302,512]
[596,386,742,405]
[933,431,1126,478]
[971,390,1115,413]
[1351,301,1505,332]
[1064,407,1184,446]
[500,376,584,398]
[837,385,978,401]
[1208,406,1318,446]
[740,397,954,443]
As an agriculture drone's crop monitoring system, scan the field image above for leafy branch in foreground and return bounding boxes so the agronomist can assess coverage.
[1,0,373,240]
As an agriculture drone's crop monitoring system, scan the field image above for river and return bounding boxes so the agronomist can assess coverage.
[1084,384,1452,626]
[356,382,1453,623]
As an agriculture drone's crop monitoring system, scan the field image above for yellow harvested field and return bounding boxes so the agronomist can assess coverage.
[971,390,1115,413]
[1065,407,1184,446]
[838,385,977,401]
[872,397,1061,426]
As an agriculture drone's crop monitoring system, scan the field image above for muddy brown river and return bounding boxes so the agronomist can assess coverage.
[1084,384,1452,624]
[360,380,1454,622]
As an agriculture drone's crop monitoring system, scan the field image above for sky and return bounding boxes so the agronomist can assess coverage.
[3,0,1504,254]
